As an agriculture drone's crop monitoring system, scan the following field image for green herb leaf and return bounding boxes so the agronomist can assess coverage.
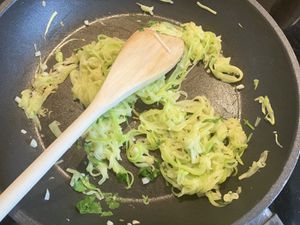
[101,211,113,217]
[116,173,129,184]
[104,193,120,210]
[139,166,160,181]
[243,119,255,131]
[76,196,102,214]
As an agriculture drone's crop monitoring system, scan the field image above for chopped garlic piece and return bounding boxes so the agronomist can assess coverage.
[142,177,150,184]
[35,51,41,57]
[235,84,245,91]
[84,20,89,26]
[107,220,114,225]
[30,138,38,148]
[44,188,50,200]
[15,96,21,104]
[21,129,27,134]
[55,159,64,165]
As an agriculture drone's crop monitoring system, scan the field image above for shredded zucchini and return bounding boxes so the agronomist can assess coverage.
[253,79,259,90]
[247,132,253,143]
[255,96,275,125]
[55,50,64,63]
[142,195,150,205]
[149,22,243,83]
[44,11,58,38]
[243,119,255,131]
[126,140,156,168]
[18,21,249,210]
[196,1,217,15]
[223,186,241,203]
[136,3,154,16]
[70,35,124,107]
[238,151,268,180]
[67,168,104,200]
[254,117,261,127]
[137,98,247,196]
[48,120,62,137]
[17,56,78,129]
[205,186,241,207]
[273,131,283,148]
[159,0,174,4]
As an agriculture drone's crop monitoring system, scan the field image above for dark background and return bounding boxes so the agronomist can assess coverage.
[0,0,299,224]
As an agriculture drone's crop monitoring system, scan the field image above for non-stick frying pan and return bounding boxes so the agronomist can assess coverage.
[0,0,300,225]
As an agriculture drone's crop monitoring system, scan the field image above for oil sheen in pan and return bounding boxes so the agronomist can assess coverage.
[35,14,241,204]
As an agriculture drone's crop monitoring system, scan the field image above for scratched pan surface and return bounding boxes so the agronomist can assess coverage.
[0,0,300,225]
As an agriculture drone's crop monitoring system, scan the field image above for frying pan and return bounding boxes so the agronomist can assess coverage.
[0,0,299,225]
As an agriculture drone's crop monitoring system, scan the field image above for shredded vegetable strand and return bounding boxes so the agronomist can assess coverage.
[196,1,217,15]
[44,11,58,38]
[238,151,268,180]
[255,96,275,125]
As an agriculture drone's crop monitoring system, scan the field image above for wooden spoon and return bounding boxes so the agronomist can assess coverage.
[0,29,184,220]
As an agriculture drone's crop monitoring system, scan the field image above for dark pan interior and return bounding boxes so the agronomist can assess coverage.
[0,0,299,225]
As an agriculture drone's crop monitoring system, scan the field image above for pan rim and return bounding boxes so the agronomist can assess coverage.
[0,0,15,17]
[232,0,300,225]
[0,0,300,224]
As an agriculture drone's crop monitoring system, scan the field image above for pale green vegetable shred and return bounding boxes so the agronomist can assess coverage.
[44,11,58,38]
[17,21,253,212]
[247,132,253,143]
[223,186,241,203]
[273,131,283,148]
[48,120,62,137]
[55,50,64,63]
[254,116,261,127]
[206,186,241,207]
[253,79,259,90]
[17,56,77,129]
[136,3,154,16]
[159,0,174,4]
[142,195,150,205]
[196,1,217,15]
[243,119,255,131]
[255,96,275,125]
[238,151,268,180]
